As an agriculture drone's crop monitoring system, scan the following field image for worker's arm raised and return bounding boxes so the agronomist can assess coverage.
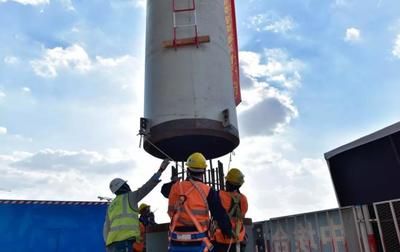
[129,159,170,204]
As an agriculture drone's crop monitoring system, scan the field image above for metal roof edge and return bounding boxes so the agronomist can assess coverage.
[0,199,109,205]
[324,121,400,160]
[266,206,353,221]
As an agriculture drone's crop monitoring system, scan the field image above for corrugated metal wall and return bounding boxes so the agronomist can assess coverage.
[253,207,363,252]
[0,200,107,252]
[373,199,400,251]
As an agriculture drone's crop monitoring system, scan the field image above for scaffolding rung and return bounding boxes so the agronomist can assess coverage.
[163,35,210,48]
[174,8,195,12]
[174,23,196,28]
[173,0,195,12]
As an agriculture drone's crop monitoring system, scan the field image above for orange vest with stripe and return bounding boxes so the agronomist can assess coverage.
[214,191,248,244]
[132,222,145,252]
[168,180,211,230]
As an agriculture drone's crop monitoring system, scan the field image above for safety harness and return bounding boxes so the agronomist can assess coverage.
[228,192,244,241]
[169,179,214,252]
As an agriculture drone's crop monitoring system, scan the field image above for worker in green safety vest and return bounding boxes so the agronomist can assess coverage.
[103,159,170,252]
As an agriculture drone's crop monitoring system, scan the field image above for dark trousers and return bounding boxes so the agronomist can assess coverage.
[106,240,134,252]
[212,242,246,252]
[169,240,209,252]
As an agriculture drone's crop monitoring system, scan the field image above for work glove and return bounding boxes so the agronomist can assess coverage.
[158,159,170,172]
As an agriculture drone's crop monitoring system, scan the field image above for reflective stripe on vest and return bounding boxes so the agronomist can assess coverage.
[168,180,211,229]
[168,179,214,251]
[168,206,209,216]
[106,194,140,245]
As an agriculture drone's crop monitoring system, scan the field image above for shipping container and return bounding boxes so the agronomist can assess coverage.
[0,199,107,252]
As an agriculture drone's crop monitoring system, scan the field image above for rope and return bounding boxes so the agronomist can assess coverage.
[227,237,233,252]
[228,151,235,169]
[137,130,184,170]
[226,238,241,252]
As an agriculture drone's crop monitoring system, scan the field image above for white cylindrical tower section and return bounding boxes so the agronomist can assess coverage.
[144,0,239,161]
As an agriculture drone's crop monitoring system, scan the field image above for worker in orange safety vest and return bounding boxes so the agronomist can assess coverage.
[132,221,145,252]
[161,152,233,252]
[133,203,156,252]
[212,168,248,252]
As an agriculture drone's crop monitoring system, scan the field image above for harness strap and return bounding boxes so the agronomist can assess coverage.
[171,231,208,241]
[169,181,213,251]
[170,184,195,232]
[189,179,209,210]
[228,193,243,240]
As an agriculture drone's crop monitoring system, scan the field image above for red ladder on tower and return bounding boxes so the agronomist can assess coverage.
[163,0,210,49]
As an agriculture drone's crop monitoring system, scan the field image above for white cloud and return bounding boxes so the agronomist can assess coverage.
[13,134,33,142]
[240,49,304,90]
[95,55,132,67]
[0,90,5,99]
[0,143,337,222]
[0,148,167,206]
[333,0,350,7]
[237,49,303,136]
[3,56,19,65]
[225,137,337,220]
[0,127,7,135]
[30,44,138,79]
[239,87,298,136]
[59,0,75,11]
[31,44,92,78]
[22,87,31,93]
[344,27,361,42]
[0,0,49,5]
[134,0,145,8]
[392,34,400,58]
[11,149,136,173]
[248,14,295,34]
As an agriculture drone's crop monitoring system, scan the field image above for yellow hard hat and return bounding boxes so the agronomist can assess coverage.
[186,152,207,170]
[225,168,244,186]
[139,203,150,212]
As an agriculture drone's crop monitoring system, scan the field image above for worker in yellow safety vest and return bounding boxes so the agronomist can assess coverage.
[103,159,170,252]
[212,168,248,252]
[161,152,233,252]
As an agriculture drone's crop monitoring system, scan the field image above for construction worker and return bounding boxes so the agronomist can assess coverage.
[132,203,155,252]
[133,219,145,252]
[161,152,233,252]
[138,203,156,226]
[103,159,170,252]
[212,168,248,252]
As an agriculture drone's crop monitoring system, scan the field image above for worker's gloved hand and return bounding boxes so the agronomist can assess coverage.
[158,159,170,172]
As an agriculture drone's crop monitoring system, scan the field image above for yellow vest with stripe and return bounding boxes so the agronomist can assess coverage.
[106,194,140,245]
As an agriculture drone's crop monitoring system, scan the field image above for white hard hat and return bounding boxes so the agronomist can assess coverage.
[109,178,127,194]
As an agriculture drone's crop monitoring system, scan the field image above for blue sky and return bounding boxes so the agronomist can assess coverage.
[1,0,400,221]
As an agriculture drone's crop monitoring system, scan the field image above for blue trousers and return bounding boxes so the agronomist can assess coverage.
[169,241,210,252]
[106,240,134,252]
